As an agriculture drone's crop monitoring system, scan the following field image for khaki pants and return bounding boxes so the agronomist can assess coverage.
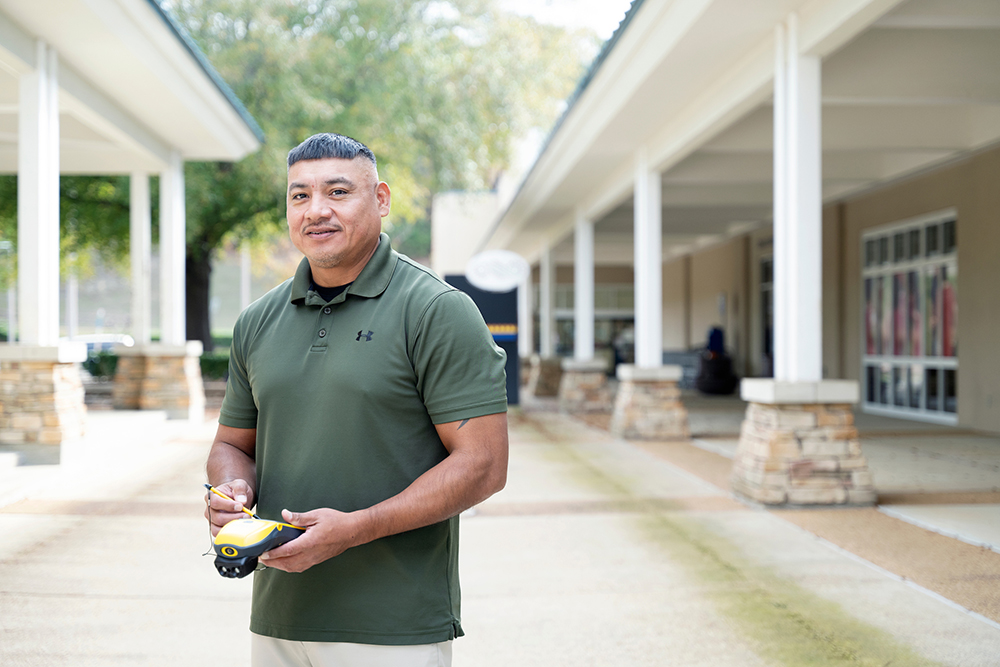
[251,634,453,667]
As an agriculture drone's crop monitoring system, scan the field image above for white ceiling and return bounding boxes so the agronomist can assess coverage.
[491,0,1000,265]
[0,0,261,174]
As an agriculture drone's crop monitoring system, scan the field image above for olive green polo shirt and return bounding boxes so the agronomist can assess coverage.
[219,234,507,644]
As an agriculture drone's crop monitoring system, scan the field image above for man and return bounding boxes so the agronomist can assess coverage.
[205,133,509,667]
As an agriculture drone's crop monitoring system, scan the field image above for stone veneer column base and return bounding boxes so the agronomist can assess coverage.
[730,379,877,506]
[0,344,88,446]
[558,358,613,413]
[524,355,562,398]
[113,342,205,421]
[610,364,689,440]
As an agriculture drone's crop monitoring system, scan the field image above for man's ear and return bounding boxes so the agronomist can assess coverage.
[376,181,391,217]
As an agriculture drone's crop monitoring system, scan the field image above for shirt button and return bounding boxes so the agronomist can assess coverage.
[323,307,331,314]
[318,329,327,338]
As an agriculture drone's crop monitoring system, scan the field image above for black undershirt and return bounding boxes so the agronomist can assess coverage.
[311,282,351,302]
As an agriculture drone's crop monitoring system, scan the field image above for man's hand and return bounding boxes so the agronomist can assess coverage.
[205,479,255,537]
[258,508,362,573]
[206,424,257,537]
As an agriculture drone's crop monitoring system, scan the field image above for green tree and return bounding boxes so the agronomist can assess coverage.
[1,0,596,349]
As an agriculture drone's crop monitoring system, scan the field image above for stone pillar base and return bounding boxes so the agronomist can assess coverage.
[519,359,532,388]
[558,358,613,412]
[524,355,562,398]
[112,354,144,409]
[610,365,689,440]
[113,342,205,421]
[730,379,876,506]
[0,344,88,446]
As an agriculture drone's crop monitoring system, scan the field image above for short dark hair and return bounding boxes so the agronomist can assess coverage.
[287,133,377,169]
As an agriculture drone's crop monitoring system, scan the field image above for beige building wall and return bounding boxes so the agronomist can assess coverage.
[430,191,499,277]
[662,258,687,351]
[838,145,1000,433]
[823,203,844,380]
[747,228,774,378]
[689,237,750,375]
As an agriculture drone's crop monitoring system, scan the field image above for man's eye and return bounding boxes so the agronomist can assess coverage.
[332,189,347,196]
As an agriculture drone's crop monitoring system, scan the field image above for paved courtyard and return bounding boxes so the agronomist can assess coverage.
[1,400,999,665]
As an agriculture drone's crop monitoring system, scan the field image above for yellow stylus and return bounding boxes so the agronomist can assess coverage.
[205,483,260,520]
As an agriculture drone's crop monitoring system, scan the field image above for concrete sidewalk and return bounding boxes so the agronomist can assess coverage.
[1,406,999,665]
[458,408,1000,666]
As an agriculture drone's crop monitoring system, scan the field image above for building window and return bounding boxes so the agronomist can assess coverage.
[862,212,957,423]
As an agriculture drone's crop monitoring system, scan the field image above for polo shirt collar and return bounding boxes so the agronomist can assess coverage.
[290,233,397,306]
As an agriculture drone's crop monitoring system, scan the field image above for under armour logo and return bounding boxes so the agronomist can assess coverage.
[356,330,374,342]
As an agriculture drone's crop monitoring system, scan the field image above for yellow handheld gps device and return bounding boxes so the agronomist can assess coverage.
[205,484,305,579]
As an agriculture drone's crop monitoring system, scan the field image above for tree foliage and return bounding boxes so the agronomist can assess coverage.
[0,0,597,343]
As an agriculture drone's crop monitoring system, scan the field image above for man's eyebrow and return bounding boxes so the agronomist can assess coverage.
[323,177,356,188]
[287,177,356,193]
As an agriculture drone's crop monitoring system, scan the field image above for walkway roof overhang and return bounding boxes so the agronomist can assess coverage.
[485,0,1000,266]
[0,0,263,175]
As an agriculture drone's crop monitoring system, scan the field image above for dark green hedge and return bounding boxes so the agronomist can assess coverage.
[82,351,119,379]
[199,351,230,380]
[81,350,229,380]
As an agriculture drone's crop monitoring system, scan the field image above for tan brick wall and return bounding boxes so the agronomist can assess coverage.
[525,357,562,398]
[112,354,206,419]
[558,370,613,413]
[610,379,689,440]
[731,402,876,506]
[0,361,86,445]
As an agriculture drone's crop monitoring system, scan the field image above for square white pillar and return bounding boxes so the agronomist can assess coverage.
[634,149,662,369]
[159,151,186,346]
[539,247,555,358]
[772,15,822,383]
[17,41,60,347]
[573,213,595,362]
[130,172,152,345]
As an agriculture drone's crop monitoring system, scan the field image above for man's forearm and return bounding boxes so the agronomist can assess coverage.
[207,440,257,493]
[354,443,505,546]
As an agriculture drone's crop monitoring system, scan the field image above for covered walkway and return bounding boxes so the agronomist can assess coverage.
[1,405,998,665]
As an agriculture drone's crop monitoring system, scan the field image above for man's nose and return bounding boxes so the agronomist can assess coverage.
[305,195,332,220]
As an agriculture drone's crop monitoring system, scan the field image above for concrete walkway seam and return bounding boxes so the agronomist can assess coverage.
[615,425,1000,634]
[877,506,1000,555]
[608,435,736,497]
[691,438,737,459]
[778,515,1000,633]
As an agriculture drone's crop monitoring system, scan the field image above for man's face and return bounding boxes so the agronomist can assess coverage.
[286,156,391,286]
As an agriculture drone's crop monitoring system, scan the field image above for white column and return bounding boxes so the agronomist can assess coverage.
[633,149,663,369]
[539,247,555,358]
[130,172,152,345]
[573,213,595,362]
[17,41,60,347]
[240,241,252,310]
[517,273,533,359]
[772,23,789,379]
[772,15,822,383]
[159,151,186,346]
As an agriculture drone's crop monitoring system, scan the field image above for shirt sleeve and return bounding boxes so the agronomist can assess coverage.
[219,315,259,429]
[410,289,508,424]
